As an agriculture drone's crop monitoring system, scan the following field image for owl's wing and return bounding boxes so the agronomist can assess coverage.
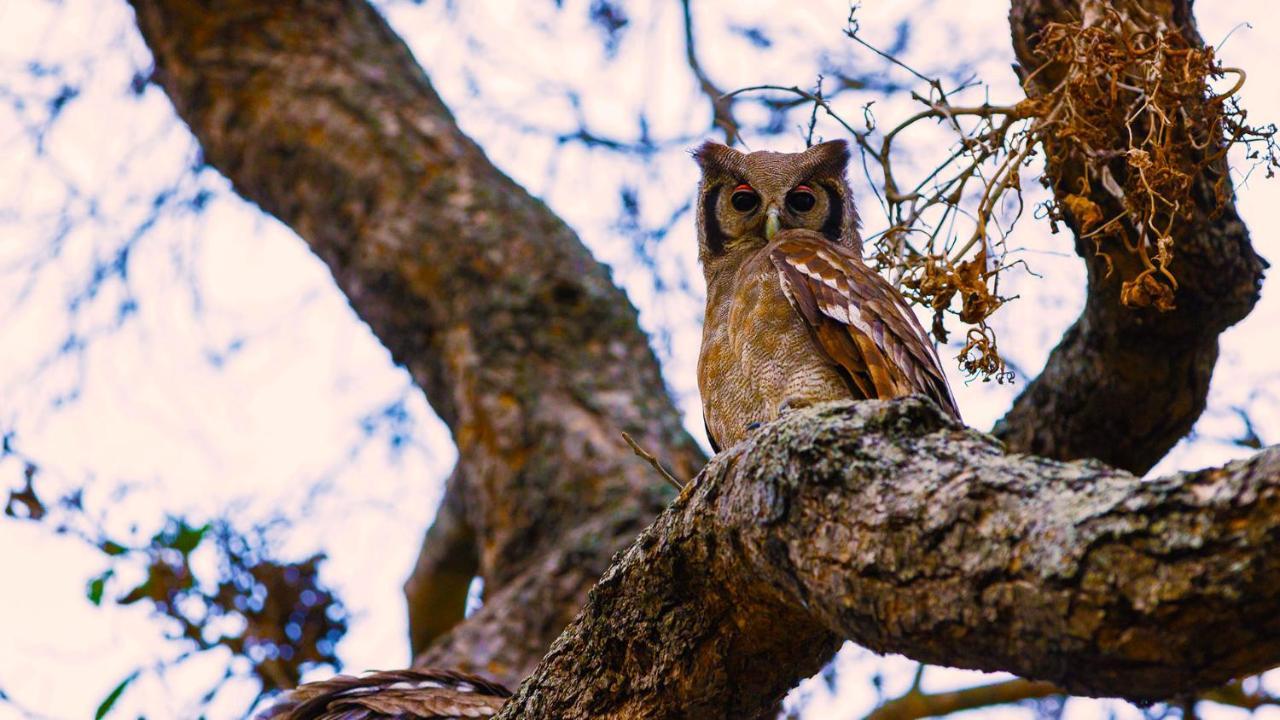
[258,669,510,720]
[768,232,961,420]
[704,418,722,454]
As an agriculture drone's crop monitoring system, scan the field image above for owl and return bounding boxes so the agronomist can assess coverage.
[693,139,960,452]
[257,669,510,720]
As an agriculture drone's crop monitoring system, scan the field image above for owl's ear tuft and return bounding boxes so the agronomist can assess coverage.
[807,139,852,172]
[692,141,742,171]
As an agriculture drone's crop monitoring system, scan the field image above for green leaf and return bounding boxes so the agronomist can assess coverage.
[118,578,151,605]
[95,669,139,720]
[169,520,209,556]
[86,569,114,606]
[99,540,128,556]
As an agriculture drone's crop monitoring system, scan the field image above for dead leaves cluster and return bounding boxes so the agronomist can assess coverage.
[1031,10,1275,313]
[838,6,1272,381]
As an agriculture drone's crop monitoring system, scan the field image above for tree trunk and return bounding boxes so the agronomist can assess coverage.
[992,0,1266,474]
[125,0,1271,715]
[128,0,704,686]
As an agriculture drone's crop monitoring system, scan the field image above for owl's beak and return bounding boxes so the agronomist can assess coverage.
[764,208,781,241]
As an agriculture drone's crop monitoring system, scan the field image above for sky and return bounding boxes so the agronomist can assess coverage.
[0,0,1278,718]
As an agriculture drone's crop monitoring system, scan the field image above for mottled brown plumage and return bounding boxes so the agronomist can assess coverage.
[694,140,960,451]
[257,669,510,720]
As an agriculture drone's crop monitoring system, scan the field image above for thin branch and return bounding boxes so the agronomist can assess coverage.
[864,678,1060,720]
[1200,681,1280,711]
[680,0,739,144]
[621,431,684,491]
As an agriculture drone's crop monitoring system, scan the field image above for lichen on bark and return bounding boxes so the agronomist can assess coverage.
[499,399,1280,718]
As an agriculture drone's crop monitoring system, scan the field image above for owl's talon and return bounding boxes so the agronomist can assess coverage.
[745,422,762,432]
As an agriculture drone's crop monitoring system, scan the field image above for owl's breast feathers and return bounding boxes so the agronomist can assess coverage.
[257,669,510,720]
[769,230,961,421]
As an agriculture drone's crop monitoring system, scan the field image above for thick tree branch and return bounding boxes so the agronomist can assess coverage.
[498,398,1280,718]
[127,0,706,681]
[993,0,1266,473]
[402,468,478,653]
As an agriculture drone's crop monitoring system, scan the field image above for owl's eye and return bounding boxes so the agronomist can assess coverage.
[730,184,760,213]
[787,186,817,213]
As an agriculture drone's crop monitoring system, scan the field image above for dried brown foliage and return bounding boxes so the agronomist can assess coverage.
[1028,10,1275,313]
[2,465,347,715]
[729,6,1277,382]
[110,521,348,694]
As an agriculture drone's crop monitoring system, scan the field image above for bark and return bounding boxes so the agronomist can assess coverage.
[402,468,477,654]
[127,0,705,685]
[498,398,1280,718]
[992,0,1267,474]
[123,0,1275,716]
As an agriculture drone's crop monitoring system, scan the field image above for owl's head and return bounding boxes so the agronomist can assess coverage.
[692,140,861,262]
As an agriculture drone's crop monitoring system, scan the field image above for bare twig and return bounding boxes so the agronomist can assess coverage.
[680,0,739,145]
[721,3,1275,385]
[621,432,684,490]
[864,678,1060,720]
[804,75,823,147]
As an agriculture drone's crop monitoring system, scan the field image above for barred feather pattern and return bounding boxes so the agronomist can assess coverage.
[256,669,511,720]
[769,230,960,420]
[693,141,959,450]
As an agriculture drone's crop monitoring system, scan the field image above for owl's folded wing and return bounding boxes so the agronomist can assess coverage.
[259,669,510,720]
[769,232,961,420]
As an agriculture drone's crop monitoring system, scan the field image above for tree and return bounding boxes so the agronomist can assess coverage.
[5,0,1279,718]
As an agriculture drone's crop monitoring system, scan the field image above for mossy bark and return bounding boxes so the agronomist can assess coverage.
[499,399,1280,717]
